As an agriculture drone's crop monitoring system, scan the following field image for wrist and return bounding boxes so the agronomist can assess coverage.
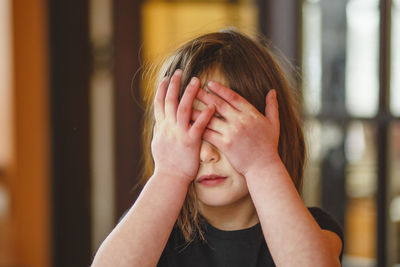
[151,169,194,188]
[245,154,283,179]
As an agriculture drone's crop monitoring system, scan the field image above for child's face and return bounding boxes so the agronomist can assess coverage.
[195,140,251,208]
[193,68,252,209]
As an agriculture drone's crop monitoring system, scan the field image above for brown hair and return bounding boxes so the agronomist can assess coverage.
[141,29,305,243]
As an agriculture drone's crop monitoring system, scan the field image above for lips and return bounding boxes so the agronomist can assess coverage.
[196,174,227,186]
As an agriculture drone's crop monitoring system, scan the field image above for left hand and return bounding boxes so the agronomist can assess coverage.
[193,81,281,177]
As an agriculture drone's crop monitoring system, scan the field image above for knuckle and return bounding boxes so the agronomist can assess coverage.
[231,93,240,102]
[191,122,203,132]
[215,98,224,107]
[164,117,175,125]
[237,114,246,124]
[238,123,245,131]
[181,137,191,147]
[185,84,197,94]
[231,126,239,134]
[223,136,233,148]
[232,122,245,133]
[178,105,189,115]
[248,109,258,119]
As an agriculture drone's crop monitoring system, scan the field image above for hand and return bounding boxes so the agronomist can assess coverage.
[193,81,281,177]
[151,70,216,184]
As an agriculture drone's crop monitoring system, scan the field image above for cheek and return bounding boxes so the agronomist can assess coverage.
[232,175,249,193]
[228,172,249,193]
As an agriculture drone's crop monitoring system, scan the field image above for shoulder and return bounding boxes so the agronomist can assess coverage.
[307,207,343,239]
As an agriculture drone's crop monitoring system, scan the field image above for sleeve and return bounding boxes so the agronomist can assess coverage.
[157,225,182,267]
[157,247,168,267]
[308,207,344,261]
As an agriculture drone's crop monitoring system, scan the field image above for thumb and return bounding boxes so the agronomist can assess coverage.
[265,89,280,129]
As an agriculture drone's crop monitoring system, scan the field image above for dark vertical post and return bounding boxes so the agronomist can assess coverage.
[319,0,347,229]
[377,0,392,265]
[257,0,301,65]
[320,0,347,116]
[113,0,144,220]
[48,1,92,266]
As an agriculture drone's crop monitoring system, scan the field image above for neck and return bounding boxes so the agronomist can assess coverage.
[198,194,259,231]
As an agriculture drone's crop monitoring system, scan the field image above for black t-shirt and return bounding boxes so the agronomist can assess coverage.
[157,207,343,267]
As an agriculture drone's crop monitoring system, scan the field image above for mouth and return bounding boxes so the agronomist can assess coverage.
[196,174,227,186]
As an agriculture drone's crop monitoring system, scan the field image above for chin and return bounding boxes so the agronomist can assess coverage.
[198,196,236,207]
[195,187,250,208]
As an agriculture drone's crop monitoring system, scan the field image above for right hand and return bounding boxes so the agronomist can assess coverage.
[151,69,216,185]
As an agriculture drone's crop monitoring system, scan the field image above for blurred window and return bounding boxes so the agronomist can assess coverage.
[388,123,400,266]
[302,0,399,266]
[391,0,400,117]
[302,1,322,115]
[345,0,380,118]
[89,0,115,254]
[141,0,258,68]
[344,122,377,262]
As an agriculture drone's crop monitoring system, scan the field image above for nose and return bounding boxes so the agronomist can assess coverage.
[200,141,220,164]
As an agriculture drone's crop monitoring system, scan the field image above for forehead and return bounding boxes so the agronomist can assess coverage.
[199,67,228,89]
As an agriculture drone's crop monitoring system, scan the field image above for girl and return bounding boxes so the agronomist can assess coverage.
[92,29,343,267]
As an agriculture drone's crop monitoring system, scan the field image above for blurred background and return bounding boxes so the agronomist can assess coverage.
[0,0,399,266]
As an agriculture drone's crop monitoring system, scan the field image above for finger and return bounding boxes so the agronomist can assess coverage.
[165,69,183,120]
[154,77,169,122]
[191,108,206,126]
[193,98,223,119]
[206,81,250,111]
[191,109,225,133]
[191,108,202,122]
[196,88,237,120]
[202,128,222,148]
[265,89,280,130]
[189,104,216,139]
[191,107,220,122]
[177,77,201,128]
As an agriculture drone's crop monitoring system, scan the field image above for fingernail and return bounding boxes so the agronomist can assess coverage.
[190,77,198,85]
[207,81,216,88]
[174,69,183,75]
